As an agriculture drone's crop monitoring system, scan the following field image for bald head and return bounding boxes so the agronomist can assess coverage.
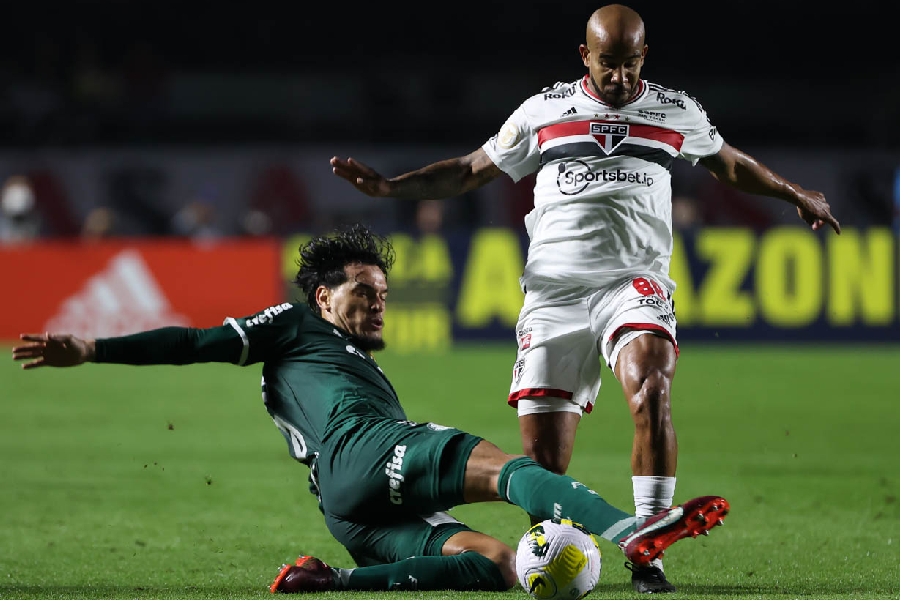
[587,4,645,50]
[580,4,648,106]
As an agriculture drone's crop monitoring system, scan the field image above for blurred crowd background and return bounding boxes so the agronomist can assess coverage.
[1,0,898,243]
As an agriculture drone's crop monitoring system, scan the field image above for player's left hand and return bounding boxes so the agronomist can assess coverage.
[11,333,94,369]
[795,188,841,234]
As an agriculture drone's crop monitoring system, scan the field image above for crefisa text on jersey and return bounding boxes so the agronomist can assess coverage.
[244,302,293,327]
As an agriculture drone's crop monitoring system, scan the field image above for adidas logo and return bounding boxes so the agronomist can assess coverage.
[44,249,189,338]
[560,107,577,117]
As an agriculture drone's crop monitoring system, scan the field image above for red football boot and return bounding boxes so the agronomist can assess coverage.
[270,555,335,593]
[618,496,729,566]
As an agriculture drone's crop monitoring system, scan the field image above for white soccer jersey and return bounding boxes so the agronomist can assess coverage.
[483,76,723,292]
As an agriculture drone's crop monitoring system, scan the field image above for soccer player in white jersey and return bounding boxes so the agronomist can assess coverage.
[331,4,840,593]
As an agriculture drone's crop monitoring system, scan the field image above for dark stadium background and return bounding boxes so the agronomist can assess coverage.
[2,0,899,147]
[1,0,898,344]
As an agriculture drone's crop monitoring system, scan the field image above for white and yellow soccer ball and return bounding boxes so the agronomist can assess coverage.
[515,518,601,600]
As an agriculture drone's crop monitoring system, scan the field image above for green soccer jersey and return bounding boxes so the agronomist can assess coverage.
[95,301,407,466]
[228,302,406,465]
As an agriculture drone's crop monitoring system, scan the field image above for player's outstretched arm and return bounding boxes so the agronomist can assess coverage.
[14,326,246,370]
[699,143,841,234]
[12,333,95,369]
[330,148,503,201]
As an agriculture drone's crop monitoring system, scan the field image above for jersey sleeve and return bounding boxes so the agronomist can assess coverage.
[223,302,301,366]
[678,96,724,165]
[482,102,540,182]
[94,302,302,366]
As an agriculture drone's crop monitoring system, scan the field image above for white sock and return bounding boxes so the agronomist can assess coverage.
[633,475,676,570]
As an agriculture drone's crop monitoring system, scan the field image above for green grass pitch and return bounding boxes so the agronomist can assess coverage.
[2,343,898,599]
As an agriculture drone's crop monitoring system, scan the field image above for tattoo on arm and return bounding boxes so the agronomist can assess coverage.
[389,149,502,200]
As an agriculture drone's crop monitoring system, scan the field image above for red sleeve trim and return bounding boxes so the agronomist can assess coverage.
[608,323,679,358]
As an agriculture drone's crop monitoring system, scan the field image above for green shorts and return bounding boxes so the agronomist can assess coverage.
[316,419,483,565]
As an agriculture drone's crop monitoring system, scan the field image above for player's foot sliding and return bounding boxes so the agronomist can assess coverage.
[270,556,335,593]
[618,495,729,569]
[627,560,677,594]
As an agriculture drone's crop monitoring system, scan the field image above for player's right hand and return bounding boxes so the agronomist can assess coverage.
[12,333,94,369]
[795,188,841,234]
[330,157,393,197]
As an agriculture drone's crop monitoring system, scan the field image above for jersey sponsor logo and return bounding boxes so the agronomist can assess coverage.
[589,122,629,154]
[655,91,686,110]
[498,122,519,148]
[709,126,718,140]
[386,444,407,504]
[245,302,293,327]
[43,249,189,338]
[557,160,655,195]
[636,296,666,307]
[543,83,577,100]
[517,326,532,350]
[637,108,667,123]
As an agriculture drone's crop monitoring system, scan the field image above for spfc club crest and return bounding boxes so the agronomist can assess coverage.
[590,122,629,154]
[513,358,525,383]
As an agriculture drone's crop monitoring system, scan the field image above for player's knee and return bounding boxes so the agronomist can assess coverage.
[486,546,518,590]
[521,439,569,475]
[627,369,672,427]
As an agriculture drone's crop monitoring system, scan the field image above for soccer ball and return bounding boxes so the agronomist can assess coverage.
[516,518,602,600]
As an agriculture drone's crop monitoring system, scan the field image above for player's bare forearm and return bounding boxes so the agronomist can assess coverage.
[389,150,503,200]
[700,144,840,233]
[331,149,502,200]
[700,144,796,202]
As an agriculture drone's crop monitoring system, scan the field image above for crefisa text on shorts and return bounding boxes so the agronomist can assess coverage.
[385,444,407,505]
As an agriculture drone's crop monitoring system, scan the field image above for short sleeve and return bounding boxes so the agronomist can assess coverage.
[223,302,300,366]
[678,97,724,165]
[482,103,540,182]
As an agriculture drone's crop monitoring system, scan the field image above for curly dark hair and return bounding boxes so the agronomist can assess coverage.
[294,224,395,314]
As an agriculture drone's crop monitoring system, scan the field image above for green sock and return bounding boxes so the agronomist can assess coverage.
[498,456,637,543]
[336,551,507,591]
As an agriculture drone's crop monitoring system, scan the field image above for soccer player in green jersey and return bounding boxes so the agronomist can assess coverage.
[13,225,729,593]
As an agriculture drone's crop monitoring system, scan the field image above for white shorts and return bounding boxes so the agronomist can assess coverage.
[509,275,678,417]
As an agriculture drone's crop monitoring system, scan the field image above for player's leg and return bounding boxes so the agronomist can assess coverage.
[615,332,678,501]
[519,410,581,476]
[596,275,680,592]
[272,427,514,593]
[463,439,635,541]
[461,439,727,565]
[614,334,679,592]
[271,514,514,593]
[596,276,680,521]
[510,298,601,521]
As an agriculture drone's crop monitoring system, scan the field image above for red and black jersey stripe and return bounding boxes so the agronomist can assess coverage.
[537,120,684,170]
